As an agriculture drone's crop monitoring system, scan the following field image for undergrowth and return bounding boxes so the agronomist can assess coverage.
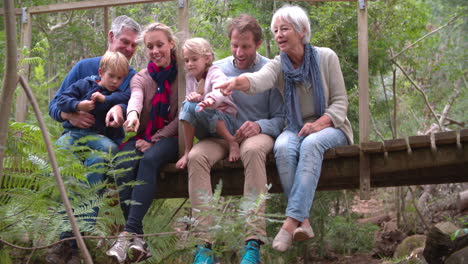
[1,122,381,263]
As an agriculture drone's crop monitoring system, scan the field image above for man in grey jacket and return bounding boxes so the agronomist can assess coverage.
[188,14,285,264]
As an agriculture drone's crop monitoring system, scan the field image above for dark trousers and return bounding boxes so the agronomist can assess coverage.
[115,137,178,234]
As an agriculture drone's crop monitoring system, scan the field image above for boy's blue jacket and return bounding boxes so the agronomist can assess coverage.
[56,76,130,143]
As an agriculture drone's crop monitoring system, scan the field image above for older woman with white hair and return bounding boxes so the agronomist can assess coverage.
[214,5,353,252]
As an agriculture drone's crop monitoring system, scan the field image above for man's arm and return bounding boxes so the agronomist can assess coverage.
[56,80,88,113]
[49,58,100,127]
[49,66,82,122]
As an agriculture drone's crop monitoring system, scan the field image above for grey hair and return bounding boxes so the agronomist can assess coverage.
[110,15,141,37]
[271,5,311,44]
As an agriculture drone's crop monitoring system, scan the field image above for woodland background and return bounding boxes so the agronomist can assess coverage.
[0,0,467,263]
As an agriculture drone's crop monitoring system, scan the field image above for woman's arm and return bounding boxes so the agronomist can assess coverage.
[215,56,282,96]
[123,70,146,132]
[215,75,250,96]
[323,49,348,128]
[126,71,146,117]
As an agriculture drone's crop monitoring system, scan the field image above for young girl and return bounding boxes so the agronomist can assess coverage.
[176,37,240,169]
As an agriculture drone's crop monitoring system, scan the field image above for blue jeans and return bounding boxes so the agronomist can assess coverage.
[179,101,240,140]
[273,127,348,222]
[56,128,118,225]
[115,137,178,234]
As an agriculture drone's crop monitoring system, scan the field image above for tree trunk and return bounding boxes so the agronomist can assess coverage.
[0,0,19,188]
[358,213,391,225]
[457,190,468,212]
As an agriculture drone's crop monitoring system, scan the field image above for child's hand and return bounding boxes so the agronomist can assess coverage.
[77,100,95,112]
[91,92,105,103]
[197,96,216,112]
[186,92,202,102]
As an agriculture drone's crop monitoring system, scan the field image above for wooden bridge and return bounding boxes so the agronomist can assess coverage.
[2,0,467,199]
[157,129,468,198]
[1,2,466,263]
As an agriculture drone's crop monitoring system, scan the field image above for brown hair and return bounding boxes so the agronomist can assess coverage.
[227,14,262,44]
[99,51,129,76]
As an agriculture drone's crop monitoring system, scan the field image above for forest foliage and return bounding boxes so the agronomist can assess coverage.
[0,0,467,263]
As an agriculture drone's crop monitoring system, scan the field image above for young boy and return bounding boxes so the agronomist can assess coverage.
[56,50,130,149]
[55,51,130,231]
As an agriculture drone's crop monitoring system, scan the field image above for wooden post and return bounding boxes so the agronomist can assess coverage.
[14,8,32,122]
[103,6,109,48]
[177,0,189,157]
[357,0,370,199]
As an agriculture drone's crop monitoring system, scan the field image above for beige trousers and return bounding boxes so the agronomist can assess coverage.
[187,134,274,243]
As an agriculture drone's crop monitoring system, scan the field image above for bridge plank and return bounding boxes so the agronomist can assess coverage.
[155,140,468,198]
[361,141,384,153]
[434,131,457,145]
[384,138,407,152]
[409,135,431,148]
[334,145,360,157]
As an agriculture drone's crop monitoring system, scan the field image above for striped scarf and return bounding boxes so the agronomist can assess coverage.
[143,59,177,141]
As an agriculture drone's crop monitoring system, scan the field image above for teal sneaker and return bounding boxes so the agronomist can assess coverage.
[240,240,261,264]
[193,244,218,264]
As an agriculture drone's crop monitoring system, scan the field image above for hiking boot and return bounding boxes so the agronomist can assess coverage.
[45,242,73,264]
[193,244,218,264]
[128,236,153,263]
[106,232,132,264]
[240,240,261,264]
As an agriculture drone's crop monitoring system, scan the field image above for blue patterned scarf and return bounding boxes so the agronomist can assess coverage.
[281,44,325,133]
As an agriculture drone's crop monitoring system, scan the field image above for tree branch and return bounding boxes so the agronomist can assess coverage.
[438,77,463,126]
[436,115,465,127]
[380,72,395,138]
[408,186,429,231]
[391,13,463,60]
[371,113,385,141]
[0,231,185,251]
[18,75,93,264]
[392,68,398,138]
[49,12,74,32]
[391,60,442,131]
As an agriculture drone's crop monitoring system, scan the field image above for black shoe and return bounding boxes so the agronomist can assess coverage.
[66,248,82,264]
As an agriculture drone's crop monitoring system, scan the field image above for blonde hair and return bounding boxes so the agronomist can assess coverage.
[183,37,214,67]
[99,51,129,76]
[139,22,178,57]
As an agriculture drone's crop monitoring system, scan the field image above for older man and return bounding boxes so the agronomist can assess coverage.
[46,15,140,264]
[188,14,285,264]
